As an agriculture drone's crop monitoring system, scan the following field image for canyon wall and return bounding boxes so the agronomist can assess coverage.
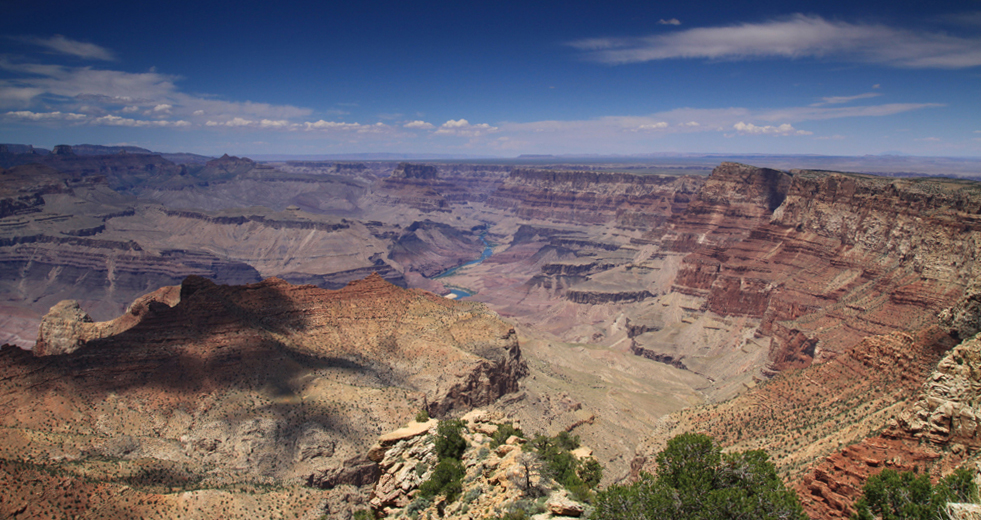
[486,168,699,229]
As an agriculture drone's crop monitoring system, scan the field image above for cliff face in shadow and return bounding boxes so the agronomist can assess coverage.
[0,273,525,519]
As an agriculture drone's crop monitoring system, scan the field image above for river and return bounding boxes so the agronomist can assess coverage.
[433,233,492,299]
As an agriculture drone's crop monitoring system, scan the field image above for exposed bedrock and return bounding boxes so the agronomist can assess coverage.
[662,163,981,370]
[486,168,701,228]
[0,274,526,493]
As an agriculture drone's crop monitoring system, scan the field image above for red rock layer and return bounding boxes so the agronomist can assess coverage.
[795,434,944,519]
[637,327,956,492]
[660,163,981,371]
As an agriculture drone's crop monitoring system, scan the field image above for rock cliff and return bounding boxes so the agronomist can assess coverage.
[486,168,699,229]
[661,163,981,372]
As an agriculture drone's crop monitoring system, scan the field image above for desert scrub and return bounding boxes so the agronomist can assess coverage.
[490,423,525,448]
[418,419,468,502]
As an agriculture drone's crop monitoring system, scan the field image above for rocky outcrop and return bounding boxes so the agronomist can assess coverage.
[793,331,981,519]
[629,344,688,370]
[52,144,75,156]
[565,289,653,305]
[391,163,438,180]
[795,435,943,519]
[895,333,981,446]
[33,284,181,356]
[374,164,451,213]
[365,411,590,519]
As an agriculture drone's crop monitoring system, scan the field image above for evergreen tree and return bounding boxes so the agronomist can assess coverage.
[592,433,806,520]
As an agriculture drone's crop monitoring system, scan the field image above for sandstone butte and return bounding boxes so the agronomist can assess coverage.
[0,273,526,519]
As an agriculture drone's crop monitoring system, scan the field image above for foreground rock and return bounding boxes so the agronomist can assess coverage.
[365,411,591,519]
[0,274,526,519]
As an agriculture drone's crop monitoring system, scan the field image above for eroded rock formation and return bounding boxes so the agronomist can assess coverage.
[0,274,526,519]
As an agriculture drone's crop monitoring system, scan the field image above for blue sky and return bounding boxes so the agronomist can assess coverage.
[1,0,979,157]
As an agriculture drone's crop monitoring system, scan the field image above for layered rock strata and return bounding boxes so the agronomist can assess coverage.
[657,163,981,373]
[486,168,699,229]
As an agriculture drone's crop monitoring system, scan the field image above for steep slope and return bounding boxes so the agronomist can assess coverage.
[0,274,526,519]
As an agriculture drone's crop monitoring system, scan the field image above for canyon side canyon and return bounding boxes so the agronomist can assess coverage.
[2,145,981,519]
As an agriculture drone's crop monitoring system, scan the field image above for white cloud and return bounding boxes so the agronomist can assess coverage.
[813,92,881,106]
[4,110,86,121]
[0,59,313,120]
[681,121,700,127]
[733,121,812,135]
[300,120,393,134]
[153,104,172,112]
[570,14,981,68]
[20,35,116,61]
[435,119,498,136]
[90,115,189,127]
[192,109,205,116]
[657,19,681,26]
[122,105,139,113]
[404,120,435,129]
[633,121,669,131]
[224,117,254,127]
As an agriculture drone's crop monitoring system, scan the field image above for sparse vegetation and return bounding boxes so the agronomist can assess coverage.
[490,423,525,448]
[524,430,602,502]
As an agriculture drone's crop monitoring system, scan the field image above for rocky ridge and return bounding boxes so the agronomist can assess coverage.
[0,274,526,519]
[361,409,593,519]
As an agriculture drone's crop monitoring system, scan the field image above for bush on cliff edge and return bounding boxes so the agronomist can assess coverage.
[592,432,806,520]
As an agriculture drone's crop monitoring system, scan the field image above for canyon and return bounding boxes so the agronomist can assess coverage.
[2,144,980,518]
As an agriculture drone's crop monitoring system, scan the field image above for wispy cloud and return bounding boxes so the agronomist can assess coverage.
[0,59,312,123]
[17,35,116,61]
[812,92,881,106]
[3,110,86,121]
[657,19,681,26]
[92,115,190,127]
[932,11,981,27]
[733,121,812,136]
[570,14,981,68]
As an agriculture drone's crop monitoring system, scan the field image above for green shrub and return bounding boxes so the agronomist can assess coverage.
[418,458,465,502]
[490,423,525,448]
[415,409,430,423]
[525,431,600,498]
[435,419,467,461]
[352,510,374,520]
[851,467,977,520]
[592,433,806,520]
